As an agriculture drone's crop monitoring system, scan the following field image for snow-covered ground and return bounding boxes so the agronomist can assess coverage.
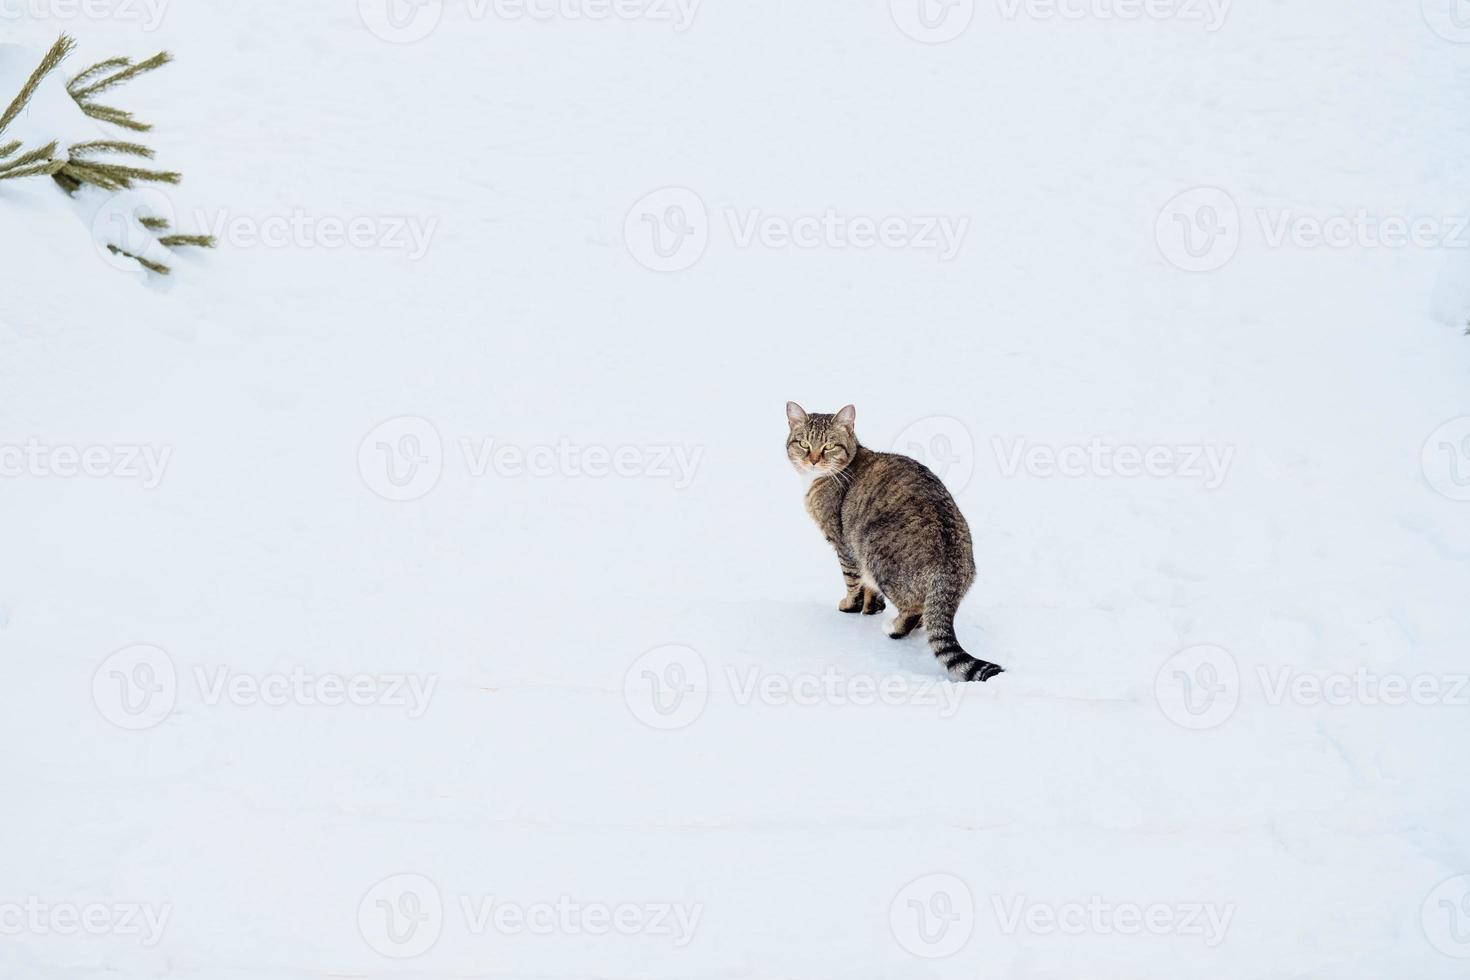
[3,1,1470,977]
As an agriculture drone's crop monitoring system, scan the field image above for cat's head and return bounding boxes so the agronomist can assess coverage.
[785,402,858,478]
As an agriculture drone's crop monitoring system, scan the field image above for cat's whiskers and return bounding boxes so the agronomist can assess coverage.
[825,465,855,490]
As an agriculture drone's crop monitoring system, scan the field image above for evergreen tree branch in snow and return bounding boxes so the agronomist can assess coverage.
[58,140,176,189]
[0,159,65,181]
[64,51,172,138]
[65,56,130,94]
[157,233,215,248]
[51,46,188,191]
[64,45,216,268]
[0,141,62,181]
[53,160,127,190]
[105,244,170,275]
[0,34,75,138]
[0,141,56,173]
[0,36,74,179]
[74,102,152,132]
[1,36,216,274]
[56,158,182,190]
[68,139,155,159]
[68,51,171,102]
[143,212,215,250]
[106,211,216,276]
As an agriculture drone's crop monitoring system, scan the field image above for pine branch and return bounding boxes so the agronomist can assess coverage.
[0,141,59,177]
[0,159,65,181]
[79,162,181,184]
[0,35,75,137]
[69,51,171,101]
[158,233,216,249]
[54,160,127,190]
[0,39,218,276]
[69,140,155,159]
[76,102,152,132]
[67,56,130,92]
[54,159,181,191]
[106,244,170,275]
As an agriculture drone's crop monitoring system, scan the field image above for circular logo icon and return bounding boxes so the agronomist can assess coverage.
[1422,0,1470,42]
[623,644,708,730]
[624,187,709,273]
[890,0,975,43]
[889,872,975,958]
[359,0,444,43]
[91,187,179,275]
[1423,874,1470,958]
[1155,643,1239,730]
[1155,186,1240,272]
[93,644,177,730]
[358,416,443,502]
[892,416,975,493]
[357,873,443,958]
[1422,416,1470,501]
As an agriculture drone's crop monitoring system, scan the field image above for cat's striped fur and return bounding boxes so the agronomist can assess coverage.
[787,402,1003,682]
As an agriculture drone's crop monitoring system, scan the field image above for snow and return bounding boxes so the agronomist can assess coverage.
[2,2,1469,977]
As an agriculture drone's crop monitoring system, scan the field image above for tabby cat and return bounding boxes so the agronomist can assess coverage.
[786,402,1003,682]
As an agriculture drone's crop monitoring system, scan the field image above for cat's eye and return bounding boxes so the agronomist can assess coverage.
[823,443,837,453]
[797,440,811,450]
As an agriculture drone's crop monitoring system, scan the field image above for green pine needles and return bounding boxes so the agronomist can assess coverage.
[0,139,62,181]
[0,34,215,273]
[0,35,72,182]
[54,47,185,193]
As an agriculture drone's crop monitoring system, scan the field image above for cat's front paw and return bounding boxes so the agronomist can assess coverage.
[837,595,864,613]
[861,588,886,615]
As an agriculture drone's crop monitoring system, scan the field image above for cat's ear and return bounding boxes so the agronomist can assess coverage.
[786,401,808,429]
[834,404,856,430]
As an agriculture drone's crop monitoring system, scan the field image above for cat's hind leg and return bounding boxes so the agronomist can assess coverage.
[880,578,923,636]
[886,609,922,638]
[856,569,886,615]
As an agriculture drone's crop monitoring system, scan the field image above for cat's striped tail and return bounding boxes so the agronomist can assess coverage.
[924,582,1003,682]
